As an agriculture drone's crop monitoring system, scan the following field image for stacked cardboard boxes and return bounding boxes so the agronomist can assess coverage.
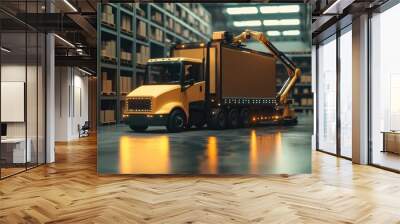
[151,11,163,24]
[164,3,174,12]
[102,5,115,26]
[136,4,145,17]
[101,72,114,95]
[174,22,182,35]
[151,27,163,42]
[101,40,116,60]
[100,110,115,124]
[121,15,132,33]
[120,76,132,94]
[301,98,313,106]
[182,29,189,39]
[137,20,147,37]
[136,46,150,65]
[300,74,312,83]
[165,17,174,31]
[120,50,132,64]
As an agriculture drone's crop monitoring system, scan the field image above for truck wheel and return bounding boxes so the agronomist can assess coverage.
[239,108,250,128]
[130,125,148,132]
[227,109,239,128]
[208,108,226,130]
[167,109,187,132]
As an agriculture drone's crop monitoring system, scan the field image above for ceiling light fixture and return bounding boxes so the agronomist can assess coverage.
[233,20,262,27]
[263,19,300,26]
[226,7,258,15]
[63,0,78,12]
[78,67,93,76]
[282,30,301,36]
[322,0,344,14]
[260,5,300,14]
[1,47,11,53]
[266,31,281,36]
[54,34,75,48]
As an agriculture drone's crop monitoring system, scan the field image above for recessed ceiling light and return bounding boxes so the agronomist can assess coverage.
[78,67,93,76]
[263,19,300,26]
[63,0,78,12]
[54,34,75,48]
[233,20,262,27]
[282,30,301,36]
[226,7,258,15]
[1,47,11,53]
[260,5,300,14]
[266,31,281,36]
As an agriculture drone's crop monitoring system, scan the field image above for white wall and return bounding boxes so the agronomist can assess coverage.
[55,67,89,141]
[1,63,46,164]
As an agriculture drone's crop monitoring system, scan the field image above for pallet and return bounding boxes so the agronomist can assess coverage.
[120,59,132,65]
[102,56,117,64]
[136,34,148,41]
[101,21,115,29]
[101,91,116,96]
[121,29,133,36]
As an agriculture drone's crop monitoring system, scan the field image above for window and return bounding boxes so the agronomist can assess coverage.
[339,28,352,158]
[317,36,337,154]
[370,3,400,171]
[183,62,203,83]
[0,2,46,179]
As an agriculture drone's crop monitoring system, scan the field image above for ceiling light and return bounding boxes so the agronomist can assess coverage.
[260,5,300,14]
[282,30,300,36]
[263,20,280,26]
[226,7,258,15]
[233,20,262,27]
[280,19,300,25]
[54,34,75,48]
[263,19,300,26]
[78,67,93,76]
[63,0,78,12]
[1,47,11,53]
[322,0,342,14]
[266,31,281,36]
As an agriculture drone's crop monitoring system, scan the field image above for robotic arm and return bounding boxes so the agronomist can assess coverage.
[232,30,302,106]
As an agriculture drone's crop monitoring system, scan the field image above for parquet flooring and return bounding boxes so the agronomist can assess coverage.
[1,135,400,223]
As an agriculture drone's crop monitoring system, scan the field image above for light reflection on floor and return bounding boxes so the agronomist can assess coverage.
[98,114,312,175]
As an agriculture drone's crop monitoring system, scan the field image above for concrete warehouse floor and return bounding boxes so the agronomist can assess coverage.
[97,113,312,175]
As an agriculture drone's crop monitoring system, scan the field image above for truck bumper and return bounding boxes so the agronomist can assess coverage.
[127,114,169,127]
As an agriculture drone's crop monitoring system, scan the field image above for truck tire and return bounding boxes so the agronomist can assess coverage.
[167,109,187,132]
[227,108,239,128]
[207,108,226,130]
[239,108,250,128]
[130,125,148,132]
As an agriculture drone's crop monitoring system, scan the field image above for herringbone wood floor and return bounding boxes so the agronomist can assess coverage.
[1,135,400,224]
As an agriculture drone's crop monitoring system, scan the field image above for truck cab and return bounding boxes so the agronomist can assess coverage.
[125,57,206,132]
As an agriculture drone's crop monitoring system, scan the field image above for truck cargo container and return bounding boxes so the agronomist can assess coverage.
[125,30,301,132]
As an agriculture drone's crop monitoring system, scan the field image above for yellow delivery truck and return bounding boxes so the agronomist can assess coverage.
[124,30,301,132]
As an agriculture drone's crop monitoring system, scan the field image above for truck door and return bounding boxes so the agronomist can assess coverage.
[182,62,205,104]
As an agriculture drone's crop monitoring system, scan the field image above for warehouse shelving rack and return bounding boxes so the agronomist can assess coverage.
[97,3,212,125]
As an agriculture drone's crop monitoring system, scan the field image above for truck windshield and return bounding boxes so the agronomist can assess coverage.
[148,63,181,84]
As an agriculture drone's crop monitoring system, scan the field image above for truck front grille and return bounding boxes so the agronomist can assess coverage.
[127,98,152,112]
